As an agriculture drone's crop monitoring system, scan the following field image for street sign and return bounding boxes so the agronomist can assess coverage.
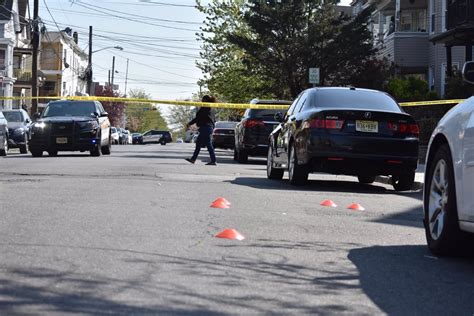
[309,68,320,85]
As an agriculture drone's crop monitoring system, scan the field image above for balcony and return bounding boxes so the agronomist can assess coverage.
[13,68,32,82]
[377,32,429,73]
[448,0,474,29]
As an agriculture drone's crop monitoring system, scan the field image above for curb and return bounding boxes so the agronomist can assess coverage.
[375,175,424,191]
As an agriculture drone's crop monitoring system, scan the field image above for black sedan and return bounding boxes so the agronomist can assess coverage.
[267,87,419,191]
[2,109,32,153]
[29,100,112,157]
[212,121,237,149]
[132,132,142,144]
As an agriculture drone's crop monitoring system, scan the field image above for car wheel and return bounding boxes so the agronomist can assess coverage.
[19,134,28,154]
[358,175,376,184]
[90,142,101,156]
[161,141,166,145]
[237,148,248,164]
[48,150,58,157]
[31,150,43,157]
[392,171,415,191]
[267,145,284,180]
[233,147,238,161]
[101,136,112,155]
[0,135,7,156]
[288,143,308,186]
[424,144,471,256]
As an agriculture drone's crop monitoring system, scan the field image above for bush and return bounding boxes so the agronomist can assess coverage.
[386,77,439,102]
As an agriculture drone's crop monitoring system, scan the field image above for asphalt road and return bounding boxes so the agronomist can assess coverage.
[1,143,473,315]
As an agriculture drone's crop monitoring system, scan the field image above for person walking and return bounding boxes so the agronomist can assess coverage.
[185,95,217,165]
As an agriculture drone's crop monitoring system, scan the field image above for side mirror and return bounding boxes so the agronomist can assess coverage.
[462,61,474,84]
[25,118,30,123]
[274,112,285,123]
[100,112,109,117]
[32,112,41,120]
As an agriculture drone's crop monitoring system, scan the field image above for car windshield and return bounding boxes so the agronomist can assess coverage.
[42,101,97,118]
[132,133,140,136]
[3,111,22,122]
[311,89,402,112]
[111,127,117,132]
[215,122,237,129]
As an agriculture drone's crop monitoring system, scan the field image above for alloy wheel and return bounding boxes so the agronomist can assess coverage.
[428,159,449,240]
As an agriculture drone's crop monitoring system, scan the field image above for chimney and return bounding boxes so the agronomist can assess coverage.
[73,32,78,44]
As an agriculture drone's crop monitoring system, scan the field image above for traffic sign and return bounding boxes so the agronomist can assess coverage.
[309,68,320,84]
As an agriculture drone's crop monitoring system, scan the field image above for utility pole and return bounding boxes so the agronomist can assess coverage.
[111,56,115,88]
[31,0,39,115]
[124,58,129,96]
[87,26,93,95]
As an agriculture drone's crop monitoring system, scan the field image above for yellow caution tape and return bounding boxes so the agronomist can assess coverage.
[0,96,466,109]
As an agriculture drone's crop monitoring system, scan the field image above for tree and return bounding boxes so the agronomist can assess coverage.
[96,85,125,127]
[167,104,195,137]
[125,89,168,132]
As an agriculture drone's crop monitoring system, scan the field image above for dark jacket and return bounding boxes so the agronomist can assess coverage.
[188,107,215,128]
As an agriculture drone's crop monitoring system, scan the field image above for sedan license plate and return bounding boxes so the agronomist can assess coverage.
[356,120,378,133]
[56,137,68,144]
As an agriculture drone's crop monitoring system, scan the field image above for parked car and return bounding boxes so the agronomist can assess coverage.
[234,99,292,163]
[123,129,131,144]
[267,87,419,190]
[0,111,8,156]
[212,121,238,149]
[176,138,184,143]
[29,100,112,157]
[111,127,119,144]
[142,130,172,145]
[2,109,32,153]
[132,132,143,144]
[119,128,127,145]
[423,61,474,256]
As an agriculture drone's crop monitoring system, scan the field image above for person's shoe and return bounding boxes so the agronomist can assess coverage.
[206,161,217,165]
[185,158,195,164]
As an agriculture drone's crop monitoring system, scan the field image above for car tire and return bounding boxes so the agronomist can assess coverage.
[358,175,376,184]
[237,148,248,164]
[102,136,112,155]
[267,145,284,180]
[19,134,28,154]
[424,144,472,256]
[90,144,101,157]
[0,135,7,156]
[31,150,43,157]
[392,171,415,191]
[161,141,166,145]
[48,150,58,157]
[288,143,308,186]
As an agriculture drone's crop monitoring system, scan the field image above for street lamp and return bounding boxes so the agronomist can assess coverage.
[92,46,124,54]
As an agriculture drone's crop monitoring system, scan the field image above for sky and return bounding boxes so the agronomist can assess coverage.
[37,0,352,102]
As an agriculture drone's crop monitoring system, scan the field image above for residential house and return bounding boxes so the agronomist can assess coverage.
[0,0,31,110]
[351,0,472,97]
[39,30,88,109]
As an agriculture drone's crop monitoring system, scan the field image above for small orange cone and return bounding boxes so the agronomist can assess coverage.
[320,199,337,207]
[210,199,230,208]
[347,203,365,211]
[213,197,231,206]
[215,228,245,241]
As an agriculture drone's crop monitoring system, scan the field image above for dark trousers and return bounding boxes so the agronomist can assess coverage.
[191,126,216,162]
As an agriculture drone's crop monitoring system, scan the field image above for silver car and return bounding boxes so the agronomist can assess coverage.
[0,111,8,156]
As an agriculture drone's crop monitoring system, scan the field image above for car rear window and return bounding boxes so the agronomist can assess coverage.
[246,109,282,120]
[311,89,402,112]
[215,122,237,129]
[43,101,97,117]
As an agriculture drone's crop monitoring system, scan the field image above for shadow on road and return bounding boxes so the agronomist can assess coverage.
[348,245,474,314]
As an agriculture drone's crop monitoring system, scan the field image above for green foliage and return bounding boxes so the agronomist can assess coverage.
[125,89,168,132]
[386,77,439,102]
[445,71,474,99]
[166,105,195,136]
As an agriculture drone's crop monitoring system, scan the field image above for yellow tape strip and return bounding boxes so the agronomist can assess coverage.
[0,96,465,109]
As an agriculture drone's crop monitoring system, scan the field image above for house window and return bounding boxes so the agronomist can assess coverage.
[0,50,6,69]
[429,0,435,33]
[441,0,447,31]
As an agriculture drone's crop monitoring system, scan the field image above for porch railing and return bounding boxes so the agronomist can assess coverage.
[13,68,32,82]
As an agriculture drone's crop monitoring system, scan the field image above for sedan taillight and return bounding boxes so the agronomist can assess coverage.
[306,119,344,130]
[243,119,265,128]
[388,122,419,137]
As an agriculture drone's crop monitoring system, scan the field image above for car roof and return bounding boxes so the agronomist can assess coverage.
[250,99,292,105]
[309,86,385,94]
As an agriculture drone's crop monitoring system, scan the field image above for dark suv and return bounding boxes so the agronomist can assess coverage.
[29,100,112,157]
[2,109,32,154]
[234,99,291,163]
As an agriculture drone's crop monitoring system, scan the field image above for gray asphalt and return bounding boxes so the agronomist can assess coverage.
[0,143,473,315]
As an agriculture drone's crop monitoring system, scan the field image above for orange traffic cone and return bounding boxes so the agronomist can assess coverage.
[320,199,337,207]
[347,203,365,211]
[210,199,230,209]
[213,197,231,206]
[215,228,245,241]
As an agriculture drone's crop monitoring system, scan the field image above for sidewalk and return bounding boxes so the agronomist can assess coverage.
[375,163,425,190]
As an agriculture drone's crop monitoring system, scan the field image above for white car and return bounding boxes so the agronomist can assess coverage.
[423,61,474,256]
[111,127,119,145]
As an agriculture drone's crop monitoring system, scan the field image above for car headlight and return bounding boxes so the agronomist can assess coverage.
[33,122,46,129]
[78,121,99,130]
